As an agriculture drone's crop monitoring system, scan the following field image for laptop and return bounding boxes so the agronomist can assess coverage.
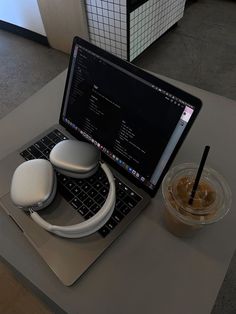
[0,36,202,286]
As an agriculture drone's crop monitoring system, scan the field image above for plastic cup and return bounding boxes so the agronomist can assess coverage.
[161,163,232,237]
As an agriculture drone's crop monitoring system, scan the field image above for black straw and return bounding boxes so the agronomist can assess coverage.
[189,146,210,205]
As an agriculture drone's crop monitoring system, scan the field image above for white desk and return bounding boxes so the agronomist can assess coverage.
[0,70,235,314]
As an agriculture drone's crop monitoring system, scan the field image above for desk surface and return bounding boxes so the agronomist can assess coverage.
[0,70,235,314]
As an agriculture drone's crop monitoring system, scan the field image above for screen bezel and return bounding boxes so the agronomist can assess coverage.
[59,36,202,198]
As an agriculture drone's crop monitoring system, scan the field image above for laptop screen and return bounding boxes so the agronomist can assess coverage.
[60,37,201,197]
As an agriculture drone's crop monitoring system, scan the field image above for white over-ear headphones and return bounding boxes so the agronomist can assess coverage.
[10,140,116,238]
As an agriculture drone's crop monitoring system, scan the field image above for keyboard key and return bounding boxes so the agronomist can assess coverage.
[78,191,88,202]
[130,191,142,202]
[100,187,108,196]
[58,183,73,200]
[88,176,96,184]
[120,204,131,215]
[94,194,105,205]
[54,129,63,137]
[112,211,124,223]
[53,136,63,144]
[88,188,98,198]
[115,200,123,210]
[116,180,123,189]
[26,154,34,160]
[106,218,117,230]
[49,143,56,150]
[84,197,94,209]
[116,180,142,202]
[124,196,137,208]
[54,129,68,140]
[65,180,76,190]
[117,189,126,199]
[41,136,53,146]
[74,179,84,186]
[48,131,59,141]
[103,180,109,187]
[43,148,51,158]
[91,203,100,214]
[101,177,109,185]
[70,197,82,210]
[28,145,42,158]
[20,150,31,160]
[82,183,91,192]
[94,182,102,190]
[84,212,93,220]
[123,185,129,192]
[97,173,105,181]
[72,186,81,195]
[98,226,110,237]
[34,141,47,151]
[94,168,103,178]
[78,205,89,216]
[123,184,132,194]
[58,175,69,184]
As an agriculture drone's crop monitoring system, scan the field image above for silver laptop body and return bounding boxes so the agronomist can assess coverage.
[0,37,202,286]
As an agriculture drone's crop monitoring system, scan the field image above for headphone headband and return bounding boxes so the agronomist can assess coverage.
[11,140,116,239]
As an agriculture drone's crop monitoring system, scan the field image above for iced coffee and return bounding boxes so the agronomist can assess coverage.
[162,163,231,237]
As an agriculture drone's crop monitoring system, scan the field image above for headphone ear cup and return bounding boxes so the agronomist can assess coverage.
[49,140,100,178]
[11,159,56,211]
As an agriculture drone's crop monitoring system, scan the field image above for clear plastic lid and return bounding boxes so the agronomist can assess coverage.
[162,163,232,225]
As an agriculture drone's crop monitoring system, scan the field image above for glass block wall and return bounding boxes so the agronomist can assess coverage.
[85,0,186,61]
[129,0,185,61]
[85,0,128,60]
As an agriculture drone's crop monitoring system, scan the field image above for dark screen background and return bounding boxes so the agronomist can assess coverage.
[63,46,184,180]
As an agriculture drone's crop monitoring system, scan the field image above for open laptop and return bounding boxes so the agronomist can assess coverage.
[0,36,202,286]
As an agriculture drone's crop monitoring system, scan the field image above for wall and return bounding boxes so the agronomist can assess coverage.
[130,0,186,60]
[37,0,89,53]
[85,0,127,60]
[0,0,46,35]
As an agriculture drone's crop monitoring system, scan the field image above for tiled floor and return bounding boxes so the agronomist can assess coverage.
[0,29,69,119]
[0,0,235,312]
[135,0,236,102]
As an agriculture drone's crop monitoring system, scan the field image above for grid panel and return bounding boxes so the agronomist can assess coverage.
[85,0,127,60]
[130,0,186,61]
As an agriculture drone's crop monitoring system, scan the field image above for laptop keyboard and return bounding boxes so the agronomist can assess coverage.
[20,129,142,237]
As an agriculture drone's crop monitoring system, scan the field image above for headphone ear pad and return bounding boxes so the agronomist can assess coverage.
[49,140,100,178]
[10,159,57,211]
